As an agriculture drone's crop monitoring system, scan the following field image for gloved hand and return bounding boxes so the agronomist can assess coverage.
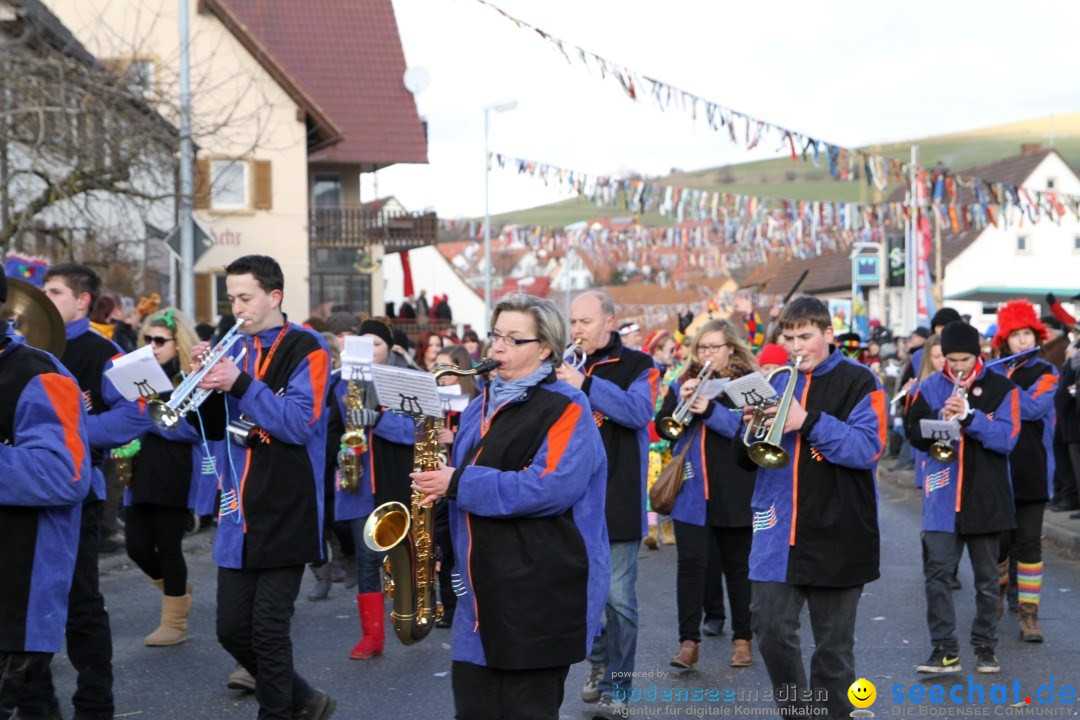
[678,311,694,334]
[1047,293,1057,307]
[349,408,379,428]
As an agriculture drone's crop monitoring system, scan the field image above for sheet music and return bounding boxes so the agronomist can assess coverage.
[104,345,174,402]
[370,364,442,418]
[920,419,961,442]
[723,372,778,409]
[341,336,374,380]
[438,385,471,413]
[697,377,731,401]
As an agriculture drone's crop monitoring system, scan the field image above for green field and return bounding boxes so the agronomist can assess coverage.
[489,114,1080,227]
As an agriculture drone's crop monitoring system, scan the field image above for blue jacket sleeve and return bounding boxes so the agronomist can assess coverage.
[233,346,330,445]
[701,401,741,438]
[586,366,657,430]
[1017,370,1058,422]
[453,400,599,519]
[806,387,887,470]
[0,372,91,507]
[86,360,152,449]
[373,410,417,444]
[962,388,1020,455]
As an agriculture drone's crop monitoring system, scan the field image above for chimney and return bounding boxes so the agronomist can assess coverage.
[1020,143,1042,156]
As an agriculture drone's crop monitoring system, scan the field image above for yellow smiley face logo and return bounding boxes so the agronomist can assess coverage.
[848,678,876,708]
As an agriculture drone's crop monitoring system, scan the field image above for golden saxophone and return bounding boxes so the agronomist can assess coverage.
[363,357,500,645]
[338,374,367,493]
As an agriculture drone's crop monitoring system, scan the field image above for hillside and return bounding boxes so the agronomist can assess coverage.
[491,113,1080,227]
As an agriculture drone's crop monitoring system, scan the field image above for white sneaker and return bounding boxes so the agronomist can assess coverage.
[581,664,604,703]
[592,694,629,719]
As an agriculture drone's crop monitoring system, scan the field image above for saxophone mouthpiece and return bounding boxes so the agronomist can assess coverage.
[474,357,501,374]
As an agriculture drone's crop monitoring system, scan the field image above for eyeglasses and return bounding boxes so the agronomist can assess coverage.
[698,343,730,354]
[144,335,174,347]
[487,331,540,348]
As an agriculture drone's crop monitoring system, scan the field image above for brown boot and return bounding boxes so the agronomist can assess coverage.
[1018,602,1043,643]
[643,525,659,550]
[670,640,699,669]
[145,593,191,646]
[730,638,753,667]
[660,519,676,545]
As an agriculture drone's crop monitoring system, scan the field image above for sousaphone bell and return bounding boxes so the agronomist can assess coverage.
[0,277,66,357]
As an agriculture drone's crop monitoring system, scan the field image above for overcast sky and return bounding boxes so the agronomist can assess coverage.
[369,0,1080,219]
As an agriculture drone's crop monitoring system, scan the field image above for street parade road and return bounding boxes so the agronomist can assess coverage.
[46,471,1080,719]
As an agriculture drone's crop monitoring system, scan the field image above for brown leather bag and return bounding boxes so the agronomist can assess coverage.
[648,427,697,515]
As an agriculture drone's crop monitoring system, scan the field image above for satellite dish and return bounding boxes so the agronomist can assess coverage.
[403,67,430,95]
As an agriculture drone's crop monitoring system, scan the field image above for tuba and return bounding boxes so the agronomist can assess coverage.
[338,371,368,493]
[743,357,803,469]
[363,357,500,645]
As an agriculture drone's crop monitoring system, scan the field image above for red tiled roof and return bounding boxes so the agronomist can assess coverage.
[214,0,428,167]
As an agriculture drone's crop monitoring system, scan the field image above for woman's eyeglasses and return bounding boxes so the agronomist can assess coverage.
[144,335,174,347]
[487,331,540,348]
[698,343,730,354]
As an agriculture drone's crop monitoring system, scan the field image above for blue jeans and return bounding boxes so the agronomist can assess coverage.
[350,516,385,594]
[587,540,639,695]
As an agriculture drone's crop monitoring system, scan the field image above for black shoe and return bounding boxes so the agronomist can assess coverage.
[1050,500,1079,512]
[950,575,962,590]
[97,536,123,554]
[702,618,725,636]
[436,616,453,629]
[293,690,336,720]
[975,646,1000,674]
[916,646,962,674]
[1070,510,1080,520]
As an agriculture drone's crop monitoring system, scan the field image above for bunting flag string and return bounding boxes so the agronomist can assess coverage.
[471,0,1080,213]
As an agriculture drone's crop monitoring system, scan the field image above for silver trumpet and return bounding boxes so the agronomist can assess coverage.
[563,337,587,371]
[149,318,248,431]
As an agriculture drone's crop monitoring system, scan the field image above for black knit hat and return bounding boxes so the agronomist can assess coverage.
[940,321,980,357]
[0,272,7,304]
[911,326,931,340]
[931,308,962,331]
[358,318,393,348]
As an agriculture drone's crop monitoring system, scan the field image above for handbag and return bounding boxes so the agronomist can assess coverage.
[648,426,698,515]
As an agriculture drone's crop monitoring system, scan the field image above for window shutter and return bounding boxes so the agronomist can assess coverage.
[195,273,213,322]
[252,160,272,210]
[194,158,211,209]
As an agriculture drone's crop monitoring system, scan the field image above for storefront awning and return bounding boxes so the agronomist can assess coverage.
[945,286,1078,304]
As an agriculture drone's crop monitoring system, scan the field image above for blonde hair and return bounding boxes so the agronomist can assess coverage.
[917,334,942,382]
[688,319,758,374]
[140,307,198,375]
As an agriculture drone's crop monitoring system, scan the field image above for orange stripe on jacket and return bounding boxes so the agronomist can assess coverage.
[1031,373,1058,399]
[40,373,86,483]
[306,349,329,425]
[647,367,661,405]
[541,402,583,477]
[1009,389,1020,439]
[870,389,887,461]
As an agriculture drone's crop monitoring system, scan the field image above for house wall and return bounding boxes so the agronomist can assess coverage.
[46,0,312,321]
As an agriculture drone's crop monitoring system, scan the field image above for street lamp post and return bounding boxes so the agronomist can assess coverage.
[483,100,517,331]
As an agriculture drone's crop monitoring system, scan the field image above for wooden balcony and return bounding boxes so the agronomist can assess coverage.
[309,208,437,252]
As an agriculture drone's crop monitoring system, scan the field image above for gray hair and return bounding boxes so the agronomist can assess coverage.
[574,290,616,317]
[491,292,567,362]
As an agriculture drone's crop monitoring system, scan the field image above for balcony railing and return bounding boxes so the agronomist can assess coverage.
[309,207,437,252]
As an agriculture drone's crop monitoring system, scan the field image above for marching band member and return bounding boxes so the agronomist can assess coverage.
[191,255,335,720]
[906,321,1019,676]
[560,291,657,719]
[660,320,758,671]
[990,301,1058,642]
[17,264,149,720]
[411,293,608,720]
[331,318,415,660]
[910,334,945,490]
[739,297,885,719]
[123,309,203,646]
[0,274,91,718]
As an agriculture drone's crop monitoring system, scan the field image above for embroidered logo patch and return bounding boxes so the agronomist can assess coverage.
[810,447,824,462]
[752,504,778,533]
[220,488,240,518]
[683,460,695,480]
[926,467,951,493]
[593,410,606,428]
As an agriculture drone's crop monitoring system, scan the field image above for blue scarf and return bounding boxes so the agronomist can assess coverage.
[485,361,553,421]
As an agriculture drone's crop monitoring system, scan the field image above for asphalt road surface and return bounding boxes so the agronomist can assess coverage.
[43,470,1080,719]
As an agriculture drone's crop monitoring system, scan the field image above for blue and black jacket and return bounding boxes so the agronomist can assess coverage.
[446,373,609,669]
[906,362,1019,534]
[61,317,150,500]
[581,332,659,541]
[197,321,330,569]
[0,326,92,653]
[991,357,1058,502]
[740,348,885,586]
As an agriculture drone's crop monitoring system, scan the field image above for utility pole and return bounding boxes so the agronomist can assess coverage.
[906,145,918,333]
[178,0,195,318]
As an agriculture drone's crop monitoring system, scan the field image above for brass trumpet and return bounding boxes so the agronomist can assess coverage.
[743,357,802,470]
[929,371,965,464]
[656,361,713,442]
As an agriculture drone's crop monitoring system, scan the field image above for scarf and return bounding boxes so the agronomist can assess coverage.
[485,361,553,421]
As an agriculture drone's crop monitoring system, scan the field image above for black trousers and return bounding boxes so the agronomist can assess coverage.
[124,504,190,596]
[0,653,53,720]
[1051,429,1077,506]
[217,565,314,720]
[435,500,458,619]
[674,521,752,642]
[17,500,113,720]
[703,537,726,624]
[998,500,1045,565]
[452,661,569,720]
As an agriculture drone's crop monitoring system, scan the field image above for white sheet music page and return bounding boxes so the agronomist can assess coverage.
[341,336,374,381]
[437,385,470,413]
[920,419,961,442]
[370,364,442,418]
[104,345,174,402]
[697,377,731,401]
[722,372,779,409]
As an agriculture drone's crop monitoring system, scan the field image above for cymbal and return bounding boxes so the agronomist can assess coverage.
[1,277,66,357]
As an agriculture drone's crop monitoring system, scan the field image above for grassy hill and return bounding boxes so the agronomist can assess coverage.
[491,113,1080,227]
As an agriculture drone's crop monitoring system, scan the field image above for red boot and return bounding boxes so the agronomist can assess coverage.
[349,592,385,659]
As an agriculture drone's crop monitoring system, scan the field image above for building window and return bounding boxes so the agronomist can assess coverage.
[1074,236,1080,251]
[214,274,232,318]
[1016,235,1028,253]
[313,174,342,208]
[125,59,155,99]
[211,160,249,210]
[1047,178,1055,190]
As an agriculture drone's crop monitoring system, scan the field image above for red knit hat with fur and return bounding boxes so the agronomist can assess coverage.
[992,300,1047,350]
